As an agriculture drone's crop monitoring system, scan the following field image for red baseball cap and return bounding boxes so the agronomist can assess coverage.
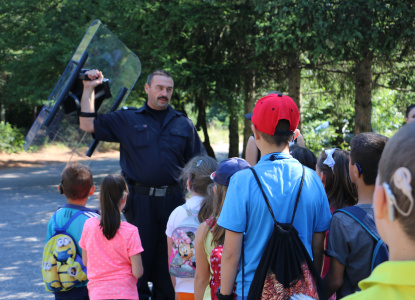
[244,93,300,135]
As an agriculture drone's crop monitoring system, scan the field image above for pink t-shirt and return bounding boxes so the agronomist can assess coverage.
[79,217,144,300]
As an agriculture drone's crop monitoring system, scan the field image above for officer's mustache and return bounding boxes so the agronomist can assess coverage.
[157,96,168,101]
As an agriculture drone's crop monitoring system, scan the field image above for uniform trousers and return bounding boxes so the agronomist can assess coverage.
[123,184,185,300]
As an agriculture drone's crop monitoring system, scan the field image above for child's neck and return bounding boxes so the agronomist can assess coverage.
[189,191,203,198]
[66,198,88,207]
[356,184,375,205]
[387,223,415,261]
[259,142,289,157]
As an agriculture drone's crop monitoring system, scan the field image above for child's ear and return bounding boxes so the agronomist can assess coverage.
[213,184,218,196]
[374,183,388,220]
[252,124,260,141]
[349,163,360,184]
[294,129,300,140]
[88,185,96,196]
[58,184,64,195]
[319,172,327,188]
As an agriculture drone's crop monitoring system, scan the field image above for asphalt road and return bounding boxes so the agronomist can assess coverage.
[0,158,120,299]
[0,150,229,299]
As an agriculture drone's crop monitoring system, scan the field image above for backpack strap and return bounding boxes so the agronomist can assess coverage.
[250,165,305,225]
[245,165,304,299]
[334,206,380,241]
[182,203,198,217]
[52,210,90,233]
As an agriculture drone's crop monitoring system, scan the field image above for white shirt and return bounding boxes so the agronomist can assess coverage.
[166,195,204,293]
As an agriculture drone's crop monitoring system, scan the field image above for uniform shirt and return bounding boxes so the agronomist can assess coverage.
[218,152,332,296]
[94,103,206,186]
[325,204,376,298]
[343,261,415,300]
[79,217,144,300]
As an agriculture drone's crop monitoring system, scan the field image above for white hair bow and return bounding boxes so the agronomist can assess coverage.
[323,148,337,171]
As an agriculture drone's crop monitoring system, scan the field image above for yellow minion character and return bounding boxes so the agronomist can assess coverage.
[58,257,87,290]
[42,255,62,292]
[52,235,76,264]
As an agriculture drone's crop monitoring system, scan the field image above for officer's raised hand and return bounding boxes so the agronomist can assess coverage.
[82,69,104,90]
[79,69,103,133]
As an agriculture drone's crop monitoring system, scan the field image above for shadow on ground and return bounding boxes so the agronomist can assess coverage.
[0,150,230,299]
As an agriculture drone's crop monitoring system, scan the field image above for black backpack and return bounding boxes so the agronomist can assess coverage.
[246,166,327,300]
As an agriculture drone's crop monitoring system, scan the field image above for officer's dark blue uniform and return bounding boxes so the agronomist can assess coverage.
[94,103,206,300]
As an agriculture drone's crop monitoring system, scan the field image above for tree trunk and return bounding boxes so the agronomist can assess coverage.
[195,92,216,159]
[354,56,373,134]
[228,104,239,158]
[242,71,256,159]
[288,56,302,132]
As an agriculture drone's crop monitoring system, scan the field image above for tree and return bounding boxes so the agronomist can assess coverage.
[0,0,104,127]
[320,0,415,134]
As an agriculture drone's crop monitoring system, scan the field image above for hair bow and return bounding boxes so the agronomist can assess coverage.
[323,148,337,171]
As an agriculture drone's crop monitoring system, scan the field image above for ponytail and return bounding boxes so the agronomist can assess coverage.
[99,175,128,240]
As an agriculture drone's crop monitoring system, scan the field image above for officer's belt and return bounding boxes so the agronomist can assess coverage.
[126,180,179,197]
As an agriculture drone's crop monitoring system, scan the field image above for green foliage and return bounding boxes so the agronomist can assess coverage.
[0,122,25,153]
[2,0,415,155]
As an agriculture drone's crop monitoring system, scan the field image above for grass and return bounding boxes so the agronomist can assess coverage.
[200,125,244,146]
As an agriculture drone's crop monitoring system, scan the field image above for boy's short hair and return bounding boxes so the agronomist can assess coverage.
[350,132,388,185]
[61,162,93,200]
[378,122,415,240]
[245,93,300,146]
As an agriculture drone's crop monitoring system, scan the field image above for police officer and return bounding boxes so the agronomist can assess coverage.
[79,69,206,300]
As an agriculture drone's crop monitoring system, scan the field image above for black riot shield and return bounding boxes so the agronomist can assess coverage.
[24,19,141,159]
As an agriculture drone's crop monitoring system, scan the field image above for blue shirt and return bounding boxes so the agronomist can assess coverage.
[46,204,99,289]
[218,152,332,296]
[46,204,100,256]
[94,104,206,186]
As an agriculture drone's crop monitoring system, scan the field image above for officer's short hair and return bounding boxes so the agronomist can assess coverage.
[147,70,173,86]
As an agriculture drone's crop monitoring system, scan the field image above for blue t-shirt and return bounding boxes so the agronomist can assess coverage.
[218,152,332,296]
[46,204,100,255]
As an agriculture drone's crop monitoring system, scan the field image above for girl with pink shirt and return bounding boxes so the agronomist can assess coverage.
[80,175,144,300]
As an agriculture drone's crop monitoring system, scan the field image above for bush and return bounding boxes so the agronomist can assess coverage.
[0,122,25,153]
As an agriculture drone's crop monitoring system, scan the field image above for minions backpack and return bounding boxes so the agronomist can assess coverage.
[42,210,96,293]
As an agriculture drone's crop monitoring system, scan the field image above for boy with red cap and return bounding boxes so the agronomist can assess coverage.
[217,93,332,299]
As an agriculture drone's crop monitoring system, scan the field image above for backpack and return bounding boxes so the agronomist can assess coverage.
[169,203,200,278]
[334,206,389,271]
[246,166,327,300]
[42,209,97,292]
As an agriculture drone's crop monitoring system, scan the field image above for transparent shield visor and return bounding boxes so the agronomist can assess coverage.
[24,19,141,160]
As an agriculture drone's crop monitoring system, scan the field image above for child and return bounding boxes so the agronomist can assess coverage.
[45,162,99,300]
[79,175,144,300]
[323,133,388,298]
[218,94,332,299]
[405,103,415,124]
[194,158,251,300]
[343,121,415,299]
[316,149,358,296]
[316,148,357,212]
[166,155,218,300]
[290,144,317,171]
